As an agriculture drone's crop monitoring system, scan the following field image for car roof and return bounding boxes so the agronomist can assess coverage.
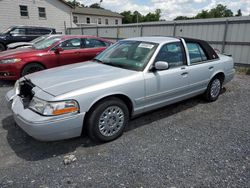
[58,35,112,42]
[12,25,55,30]
[123,36,180,44]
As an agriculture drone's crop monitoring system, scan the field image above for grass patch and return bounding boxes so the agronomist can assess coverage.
[235,66,250,75]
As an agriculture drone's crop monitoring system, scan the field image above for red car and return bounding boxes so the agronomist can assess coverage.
[0,35,112,80]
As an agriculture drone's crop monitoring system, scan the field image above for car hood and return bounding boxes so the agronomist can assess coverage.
[25,61,137,96]
[0,47,38,59]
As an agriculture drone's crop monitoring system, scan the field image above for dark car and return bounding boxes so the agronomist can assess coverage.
[0,26,56,51]
[0,35,113,80]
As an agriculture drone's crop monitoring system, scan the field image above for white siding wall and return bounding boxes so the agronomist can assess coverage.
[73,14,122,26]
[0,0,75,34]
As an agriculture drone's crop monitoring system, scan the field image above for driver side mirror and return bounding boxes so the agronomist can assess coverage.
[154,61,169,70]
[54,47,63,54]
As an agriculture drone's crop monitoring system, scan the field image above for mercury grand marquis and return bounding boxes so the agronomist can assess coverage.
[6,37,235,142]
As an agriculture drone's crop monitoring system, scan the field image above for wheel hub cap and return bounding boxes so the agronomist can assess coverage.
[210,79,221,98]
[98,106,124,137]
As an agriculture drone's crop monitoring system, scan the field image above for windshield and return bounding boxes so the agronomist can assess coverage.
[33,37,61,50]
[95,41,158,71]
[31,35,48,43]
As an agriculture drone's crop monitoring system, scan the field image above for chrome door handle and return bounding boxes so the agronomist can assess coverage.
[181,72,188,76]
[209,66,214,70]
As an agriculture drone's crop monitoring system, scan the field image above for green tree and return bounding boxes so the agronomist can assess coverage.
[195,10,210,19]
[209,4,233,18]
[174,16,191,20]
[120,9,161,24]
[143,9,161,22]
[66,0,85,7]
[89,3,104,9]
[120,11,133,24]
[174,4,234,20]
[235,9,242,16]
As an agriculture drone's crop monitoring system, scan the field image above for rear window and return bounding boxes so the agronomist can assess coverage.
[186,42,208,64]
[27,28,51,35]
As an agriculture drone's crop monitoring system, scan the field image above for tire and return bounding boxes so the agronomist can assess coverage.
[0,43,6,51]
[86,97,129,142]
[21,63,45,77]
[205,77,222,102]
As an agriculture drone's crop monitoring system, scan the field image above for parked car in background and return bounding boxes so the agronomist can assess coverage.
[0,35,112,80]
[0,26,56,51]
[7,34,61,50]
[6,37,235,142]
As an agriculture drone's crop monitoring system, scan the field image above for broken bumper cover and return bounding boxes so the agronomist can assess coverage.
[5,89,85,141]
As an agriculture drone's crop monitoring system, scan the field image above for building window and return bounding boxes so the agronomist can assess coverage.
[105,19,108,25]
[115,19,119,25]
[20,5,29,18]
[98,18,102,25]
[38,7,46,19]
[73,16,78,23]
[86,17,90,24]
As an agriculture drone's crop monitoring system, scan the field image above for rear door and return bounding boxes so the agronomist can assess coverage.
[185,42,216,93]
[26,28,51,41]
[79,38,109,61]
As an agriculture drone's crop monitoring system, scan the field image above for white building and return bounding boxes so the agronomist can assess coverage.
[72,7,123,26]
[0,0,76,34]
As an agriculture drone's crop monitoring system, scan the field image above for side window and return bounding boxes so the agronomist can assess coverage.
[59,38,81,50]
[155,42,186,68]
[186,43,208,64]
[86,17,90,24]
[27,28,50,35]
[10,28,26,36]
[105,19,109,25]
[83,38,106,48]
[20,5,29,18]
[38,7,46,19]
[38,29,51,35]
[98,18,102,25]
[73,16,78,24]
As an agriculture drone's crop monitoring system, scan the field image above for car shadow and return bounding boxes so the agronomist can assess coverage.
[0,80,15,87]
[2,89,226,162]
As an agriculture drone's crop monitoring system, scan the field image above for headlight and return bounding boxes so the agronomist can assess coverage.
[29,97,79,116]
[0,58,22,64]
[14,80,20,95]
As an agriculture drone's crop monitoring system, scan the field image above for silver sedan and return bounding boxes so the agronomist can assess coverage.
[6,37,235,142]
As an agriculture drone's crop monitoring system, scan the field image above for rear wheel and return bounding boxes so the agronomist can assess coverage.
[86,97,129,142]
[0,43,6,51]
[205,77,222,102]
[21,63,45,77]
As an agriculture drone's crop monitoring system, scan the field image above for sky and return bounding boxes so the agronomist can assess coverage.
[77,0,250,20]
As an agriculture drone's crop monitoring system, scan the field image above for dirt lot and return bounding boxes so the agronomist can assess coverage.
[0,75,249,188]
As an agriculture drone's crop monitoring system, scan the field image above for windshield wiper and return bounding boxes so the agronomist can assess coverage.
[103,62,126,69]
[92,58,103,63]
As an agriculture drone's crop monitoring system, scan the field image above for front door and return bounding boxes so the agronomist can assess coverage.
[143,42,190,111]
[8,28,28,43]
[57,38,82,66]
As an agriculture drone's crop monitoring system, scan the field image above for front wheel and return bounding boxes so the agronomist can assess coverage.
[21,63,45,77]
[86,97,129,142]
[205,77,222,102]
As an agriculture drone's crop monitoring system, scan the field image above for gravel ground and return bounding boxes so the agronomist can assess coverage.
[0,75,249,188]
